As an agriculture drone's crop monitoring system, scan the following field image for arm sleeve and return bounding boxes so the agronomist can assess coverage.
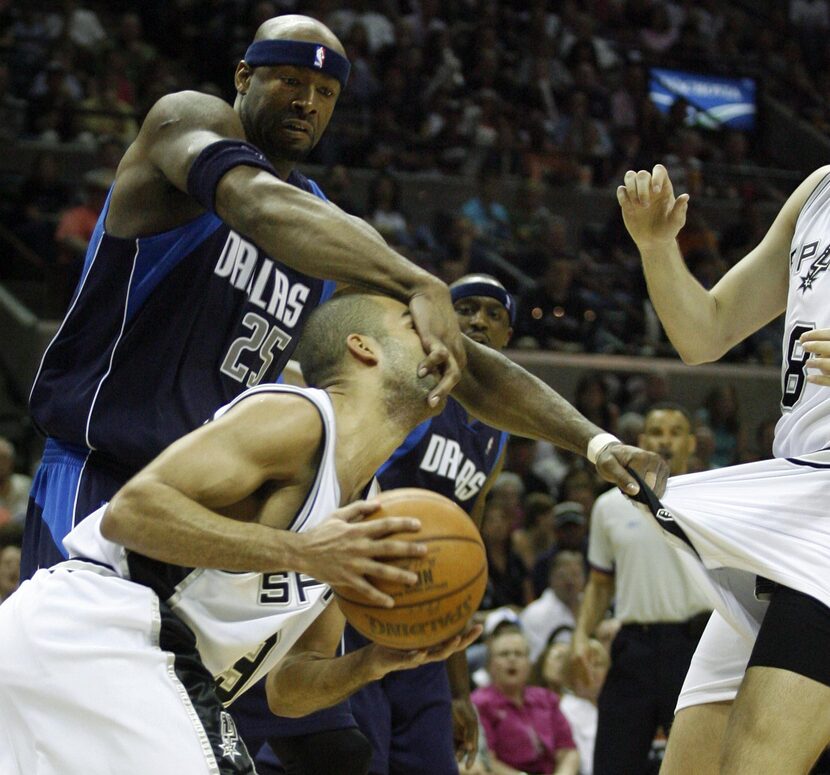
[587,496,614,573]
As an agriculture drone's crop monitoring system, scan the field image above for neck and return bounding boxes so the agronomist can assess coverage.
[498,683,524,704]
[327,381,429,502]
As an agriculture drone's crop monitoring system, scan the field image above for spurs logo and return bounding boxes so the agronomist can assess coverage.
[220,711,242,761]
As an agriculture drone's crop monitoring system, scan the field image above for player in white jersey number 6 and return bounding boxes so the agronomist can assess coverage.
[618,163,830,775]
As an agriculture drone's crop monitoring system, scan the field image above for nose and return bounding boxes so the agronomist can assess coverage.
[291,85,318,114]
[469,309,488,329]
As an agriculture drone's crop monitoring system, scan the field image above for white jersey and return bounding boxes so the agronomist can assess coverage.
[634,452,830,642]
[588,488,710,624]
[775,171,830,457]
[63,384,341,705]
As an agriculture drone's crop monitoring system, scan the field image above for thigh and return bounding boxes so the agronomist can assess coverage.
[722,587,830,775]
[386,663,458,775]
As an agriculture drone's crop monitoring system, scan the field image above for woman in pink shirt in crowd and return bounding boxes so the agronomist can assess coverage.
[472,629,580,775]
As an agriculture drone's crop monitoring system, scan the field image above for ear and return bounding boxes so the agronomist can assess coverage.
[345,333,380,366]
[235,61,252,94]
[504,326,514,346]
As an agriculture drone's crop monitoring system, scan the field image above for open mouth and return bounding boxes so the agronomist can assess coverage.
[282,120,312,136]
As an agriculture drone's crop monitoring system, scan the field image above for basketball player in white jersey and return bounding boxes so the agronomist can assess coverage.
[618,163,830,774]
[0,292,482,775]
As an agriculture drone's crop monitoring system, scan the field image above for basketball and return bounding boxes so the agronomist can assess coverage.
[335,488,488,650]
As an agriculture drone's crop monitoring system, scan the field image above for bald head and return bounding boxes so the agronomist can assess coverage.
[254,15,345,57]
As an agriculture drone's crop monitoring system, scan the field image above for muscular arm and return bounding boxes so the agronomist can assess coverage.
[267,603,482,717]
[453,340,601,453]
[102,393,321,571]
[573,570,615,645]
[452,341,668,495]
[109,92,463,400]
[619,164,830,364]
[101,393,427,604]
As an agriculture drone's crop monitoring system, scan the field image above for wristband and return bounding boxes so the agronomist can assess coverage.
[587,432,621,464]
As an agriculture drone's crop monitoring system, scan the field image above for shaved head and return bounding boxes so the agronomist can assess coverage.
[254,15,345,57]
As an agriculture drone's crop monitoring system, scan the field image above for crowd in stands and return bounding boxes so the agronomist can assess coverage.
[0,0,820,361]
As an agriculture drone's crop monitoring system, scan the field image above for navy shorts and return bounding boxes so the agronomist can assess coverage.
[21,438,127,579]
[345,626,458,775]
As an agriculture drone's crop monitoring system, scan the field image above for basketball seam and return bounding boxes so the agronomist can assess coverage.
[336,560,488,610]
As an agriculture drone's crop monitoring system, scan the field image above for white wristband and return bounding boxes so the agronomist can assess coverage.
[587,433,621,464]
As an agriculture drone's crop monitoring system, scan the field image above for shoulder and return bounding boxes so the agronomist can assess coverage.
[525,685,560,707]
[136,90,245,146]
[471,685,503,707]
[214,390,326,469]
[783,166,830,222]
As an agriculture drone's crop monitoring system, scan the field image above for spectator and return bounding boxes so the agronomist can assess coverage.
[366,171,408,245]
[559,638,610,775]
[695,384,748,467]
[0,439,30,526]
[75,73,139,147]
[531,640,572,696]
[521,549,586,661]
[512,492,558,573]
[574,374,620,436]
[480,495,530,611]
[13,152,72,263]
[25,59,80,142]
[460,168,512,244]
[517,258,594,352]
[531,501,590,597]
[473,629,580,775]
[505,436,553,497]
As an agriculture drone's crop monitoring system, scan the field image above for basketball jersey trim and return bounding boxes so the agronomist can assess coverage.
[799,171,830,222]
[83,240,141,450]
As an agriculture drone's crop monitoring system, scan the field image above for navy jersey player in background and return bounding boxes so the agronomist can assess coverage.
[23,11,665,589]
[23,14,467,579]
[251,275,514,775]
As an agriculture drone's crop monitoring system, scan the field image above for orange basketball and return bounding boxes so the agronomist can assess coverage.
[335,488,488,650]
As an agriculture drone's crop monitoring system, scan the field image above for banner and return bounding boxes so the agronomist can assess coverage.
[649,67,757,131]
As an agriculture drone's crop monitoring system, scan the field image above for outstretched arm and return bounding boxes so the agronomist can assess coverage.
[266,603,482,717]
[452,340,668,495]
[102,393,427,606]
[617,163,828,364]
[110,92,464,404]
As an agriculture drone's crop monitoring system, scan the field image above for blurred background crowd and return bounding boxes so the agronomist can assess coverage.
[1,1,828,771]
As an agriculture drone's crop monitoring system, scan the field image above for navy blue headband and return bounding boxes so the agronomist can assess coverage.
[244,40,350,89]
[451,281,516,324]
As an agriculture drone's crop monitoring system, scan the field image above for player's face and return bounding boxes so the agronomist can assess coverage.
[454,296,512,350]
[639,409,696,475]
[488,632,532,693]
[238,63,340,161]
[375,298,439,413]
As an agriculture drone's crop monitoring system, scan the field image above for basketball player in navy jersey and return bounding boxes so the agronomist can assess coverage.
[0,292,483,775]
[252,276,513,774]
[23,12,662,595]
[22,13,466,581]
[618,163,830,774]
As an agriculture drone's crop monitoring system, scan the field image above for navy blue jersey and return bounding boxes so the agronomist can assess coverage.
[29,170,335,476]
[376,397,507,514]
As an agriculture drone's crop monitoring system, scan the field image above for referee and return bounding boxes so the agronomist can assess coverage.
[570,403,711,775]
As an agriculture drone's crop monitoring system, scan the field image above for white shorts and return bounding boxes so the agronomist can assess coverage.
[0,564,253,775]
[639,452,830,711]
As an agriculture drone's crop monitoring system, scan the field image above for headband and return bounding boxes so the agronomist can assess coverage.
[451,281,516,324]
[244,40,351,89]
